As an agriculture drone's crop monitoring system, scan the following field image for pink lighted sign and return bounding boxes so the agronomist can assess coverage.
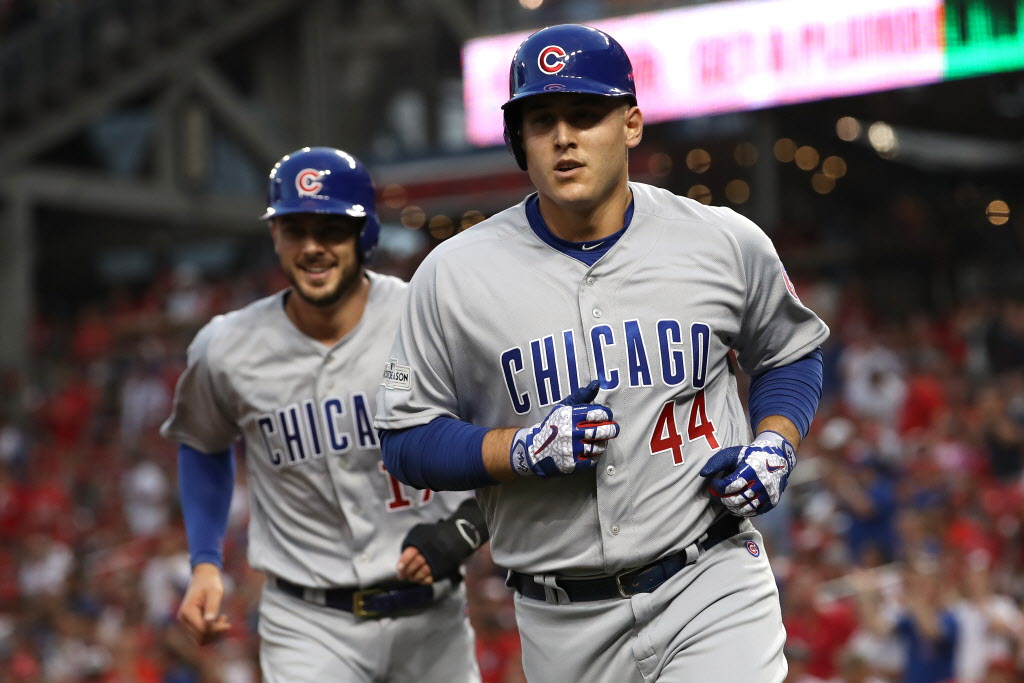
[463,0,944,146]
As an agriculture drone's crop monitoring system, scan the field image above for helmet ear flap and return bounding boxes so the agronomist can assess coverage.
[503,107,527,171]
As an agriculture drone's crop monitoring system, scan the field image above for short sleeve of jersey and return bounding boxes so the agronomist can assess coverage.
[160,317,240,452]
[725,209,830,376]
[374,254,461,430]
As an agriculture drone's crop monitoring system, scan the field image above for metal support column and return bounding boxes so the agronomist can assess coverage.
[0,195,31,374]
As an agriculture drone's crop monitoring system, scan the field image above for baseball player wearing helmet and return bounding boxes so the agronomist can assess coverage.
[161,147,484,682]
[375,25,828,683]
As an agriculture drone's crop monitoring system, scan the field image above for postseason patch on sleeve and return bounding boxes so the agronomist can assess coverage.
[381,358,412,391]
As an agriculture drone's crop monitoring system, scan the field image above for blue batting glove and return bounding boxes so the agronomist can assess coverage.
[510,380,620,477]
[699,431,796,517]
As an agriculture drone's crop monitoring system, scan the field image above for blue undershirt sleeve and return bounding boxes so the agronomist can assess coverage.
[381,417,497,491]
[178,443,235,569]
[747,347,824,441]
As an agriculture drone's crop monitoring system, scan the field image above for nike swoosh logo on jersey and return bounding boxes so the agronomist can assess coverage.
[534,426,559,455]
[581,242,604,251]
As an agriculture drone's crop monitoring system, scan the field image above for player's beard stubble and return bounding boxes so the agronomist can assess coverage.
[286,255,363,308]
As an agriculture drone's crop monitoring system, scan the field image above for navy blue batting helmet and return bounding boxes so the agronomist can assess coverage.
[502,24,637,170]
[261,147,380,261]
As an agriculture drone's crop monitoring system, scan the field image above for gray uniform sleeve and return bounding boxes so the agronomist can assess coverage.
[374,254,461,430]
[160,316,240,452]
[725,210,830,376]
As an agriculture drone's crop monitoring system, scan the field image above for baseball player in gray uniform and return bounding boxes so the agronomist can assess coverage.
[375,25,828,683]
[161,147,484,682]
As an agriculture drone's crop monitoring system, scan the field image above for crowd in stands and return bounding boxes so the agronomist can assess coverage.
[1,208,1023,682]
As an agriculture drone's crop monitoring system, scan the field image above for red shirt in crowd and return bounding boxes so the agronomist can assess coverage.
[476,630,523,683]
[783,598,858,679]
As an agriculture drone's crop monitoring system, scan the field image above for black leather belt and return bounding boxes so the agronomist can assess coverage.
[273,577,442,617]
[510,515,742,603]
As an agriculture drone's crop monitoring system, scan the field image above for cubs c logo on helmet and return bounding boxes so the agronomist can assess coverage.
[538,45,569,74]
[296,169,324,197]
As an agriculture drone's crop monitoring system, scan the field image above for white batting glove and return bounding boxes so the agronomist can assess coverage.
[510,380,620,477]
[698,431,796,517]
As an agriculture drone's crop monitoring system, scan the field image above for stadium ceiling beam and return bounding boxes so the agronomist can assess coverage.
[189,61,287,169]
[3,166,262,230]
[0,0,296,173]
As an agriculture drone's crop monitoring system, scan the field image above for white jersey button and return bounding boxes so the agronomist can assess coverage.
[593,308,602,318]
[586,277,596,286]
[610,524,620,535]
[606,466,616,476]
[359,553,370,562]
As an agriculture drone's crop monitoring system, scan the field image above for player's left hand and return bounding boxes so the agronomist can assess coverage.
[698,431,796,517]
[396,546,435,585]
[399,498,487,584]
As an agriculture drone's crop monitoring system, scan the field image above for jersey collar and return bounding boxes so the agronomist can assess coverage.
[525,193,635,266]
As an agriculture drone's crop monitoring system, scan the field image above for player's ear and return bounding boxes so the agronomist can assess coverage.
[624,106,643,149]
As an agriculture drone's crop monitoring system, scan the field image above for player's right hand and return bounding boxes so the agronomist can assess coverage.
[177,562,232,646]
[510,380,619,477]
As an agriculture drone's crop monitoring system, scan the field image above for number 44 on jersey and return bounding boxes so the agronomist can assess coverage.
[650,391,720,466]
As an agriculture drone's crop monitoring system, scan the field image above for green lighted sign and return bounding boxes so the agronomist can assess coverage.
[945,0,1024,77]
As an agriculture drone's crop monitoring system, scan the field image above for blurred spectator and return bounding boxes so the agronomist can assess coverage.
[782,568,857,679]
[835,649,888,683]
[38,364,99,453]
[0,417,28,471]
[44,607,112,682]
[17,532,72,599]
[784,640,827,682]
[899,357,950,436]
[139,531,191,626]
[838,329,906,426]
[70,305,115,365]
[120,451,171,537]
[952,551,1024,683]
[164,264,212,327]
[856,559,960,683]
[824,447,899,565]
[119,359,170,448]
[976,384,1024,483]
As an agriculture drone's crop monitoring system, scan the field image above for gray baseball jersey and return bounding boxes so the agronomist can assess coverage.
[375,182,829,577]
[162,271,472,587]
